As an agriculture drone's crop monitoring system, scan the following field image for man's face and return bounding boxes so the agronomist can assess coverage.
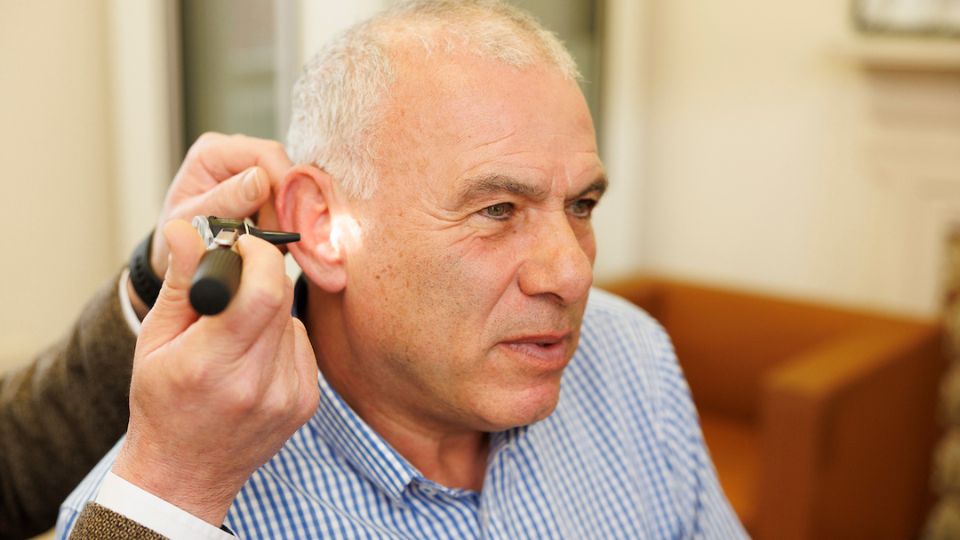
[339,52,605,433]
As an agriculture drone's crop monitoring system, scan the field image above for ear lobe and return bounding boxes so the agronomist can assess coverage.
[275,165,347,293]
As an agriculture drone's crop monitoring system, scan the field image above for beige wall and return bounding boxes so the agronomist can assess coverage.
[594,0,648,279]
[0,0,174,374]
[638,0,960,317]
[0,1,117,370]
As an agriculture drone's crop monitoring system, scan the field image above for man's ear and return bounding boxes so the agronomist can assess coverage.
[275,164,347,293]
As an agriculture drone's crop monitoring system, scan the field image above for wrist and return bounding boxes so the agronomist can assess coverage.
[96,472,236,540]
[128,230,165,310]
[113,440,242,527]
[126,275,151,321]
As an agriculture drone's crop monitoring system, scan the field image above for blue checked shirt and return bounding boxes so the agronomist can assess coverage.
[57,289,746,539]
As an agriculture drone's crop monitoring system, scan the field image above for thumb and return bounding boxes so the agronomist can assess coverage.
[138,219,206,352]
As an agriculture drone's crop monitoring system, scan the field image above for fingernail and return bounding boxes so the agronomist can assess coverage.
[243,168,262,201]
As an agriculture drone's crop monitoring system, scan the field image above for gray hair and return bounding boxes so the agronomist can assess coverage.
[286,0,580,199]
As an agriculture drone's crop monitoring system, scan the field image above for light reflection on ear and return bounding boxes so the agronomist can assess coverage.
[329,214,363,257]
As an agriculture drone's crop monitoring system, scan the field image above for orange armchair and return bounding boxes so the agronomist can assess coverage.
[599,276,947,539]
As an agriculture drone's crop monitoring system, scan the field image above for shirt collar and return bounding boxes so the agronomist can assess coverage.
[308,369,421,503]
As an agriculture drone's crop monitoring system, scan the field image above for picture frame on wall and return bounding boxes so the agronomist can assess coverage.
[853,0,960,35]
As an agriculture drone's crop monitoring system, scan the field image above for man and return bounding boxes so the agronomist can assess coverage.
[0,133,315,539]
[59,1,747,538]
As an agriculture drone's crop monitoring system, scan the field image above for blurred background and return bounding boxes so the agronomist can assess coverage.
[2,0,960,538]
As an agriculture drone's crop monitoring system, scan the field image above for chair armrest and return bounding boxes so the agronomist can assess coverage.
[755,323,945,540]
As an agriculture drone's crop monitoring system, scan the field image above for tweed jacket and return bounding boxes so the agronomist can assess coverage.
[0,272,163,539]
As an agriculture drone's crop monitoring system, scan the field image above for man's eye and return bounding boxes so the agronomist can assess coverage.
[568,198,597,218]
[480,202,515,220]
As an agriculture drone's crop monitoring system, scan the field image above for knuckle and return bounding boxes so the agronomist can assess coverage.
[283,390,302,416]
[193,131,222,149]
[169,361,210,393]
[299,390,320,421]
[227,378,261,415]
[187,132,223,160]
[261,388,292,418]
[249,282,285,312]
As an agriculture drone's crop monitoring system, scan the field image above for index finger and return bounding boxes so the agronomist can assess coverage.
[194,133,293,186]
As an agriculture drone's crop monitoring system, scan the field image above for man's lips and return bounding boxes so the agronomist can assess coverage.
[498,331,573,366]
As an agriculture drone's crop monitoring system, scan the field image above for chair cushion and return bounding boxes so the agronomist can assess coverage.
[700,413,759,533]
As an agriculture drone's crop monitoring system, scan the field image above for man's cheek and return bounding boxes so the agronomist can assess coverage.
[423,259,474,315]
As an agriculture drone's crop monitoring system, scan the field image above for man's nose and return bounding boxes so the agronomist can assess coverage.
[517,216,593,305]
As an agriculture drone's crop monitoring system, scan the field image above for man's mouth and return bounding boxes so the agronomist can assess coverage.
[498,332,573,366]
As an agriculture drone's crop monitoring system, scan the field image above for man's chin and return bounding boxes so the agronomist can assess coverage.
[475,385,562,431]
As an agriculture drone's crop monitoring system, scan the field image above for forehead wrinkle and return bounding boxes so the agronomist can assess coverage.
[461,126,518,149]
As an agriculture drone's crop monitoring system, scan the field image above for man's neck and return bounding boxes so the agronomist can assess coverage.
[304,285,490,491]
[342,395,491,491]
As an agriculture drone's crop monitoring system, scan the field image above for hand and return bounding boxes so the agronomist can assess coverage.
[128,133,292,317]
[113,219,320,526]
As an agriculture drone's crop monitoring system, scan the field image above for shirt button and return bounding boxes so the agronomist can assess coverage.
[421,485,438,496]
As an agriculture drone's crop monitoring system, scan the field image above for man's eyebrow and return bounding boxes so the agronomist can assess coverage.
[454,173,609,208]
[455,174,550,206]
[571,176,608,200]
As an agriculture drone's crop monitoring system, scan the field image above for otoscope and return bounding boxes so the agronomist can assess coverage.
[190,216,300,316]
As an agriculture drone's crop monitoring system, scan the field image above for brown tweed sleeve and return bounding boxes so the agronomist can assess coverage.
[69,502,167,540]
[0,271,136,538]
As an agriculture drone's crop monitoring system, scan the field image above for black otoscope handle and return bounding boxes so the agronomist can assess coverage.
[190,248,242,316]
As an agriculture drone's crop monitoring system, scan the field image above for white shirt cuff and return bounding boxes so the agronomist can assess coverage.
[118,269,142,336]
[95,471,234,540]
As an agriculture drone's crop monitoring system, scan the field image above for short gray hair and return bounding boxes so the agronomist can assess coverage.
[286,0,580,199]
